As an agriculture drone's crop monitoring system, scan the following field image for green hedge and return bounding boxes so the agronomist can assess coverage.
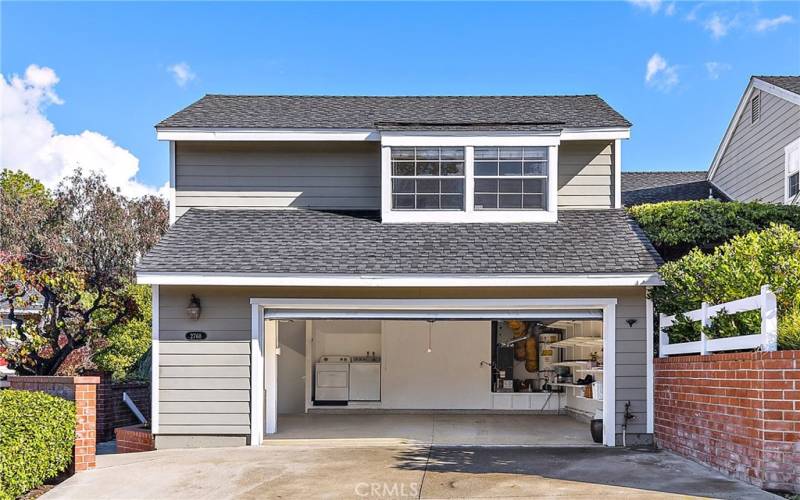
[652,224,800,350]
[0,390,76,500]
[628,200,800,260]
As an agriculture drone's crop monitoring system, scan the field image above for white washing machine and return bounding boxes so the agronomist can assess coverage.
[314,356,350,402]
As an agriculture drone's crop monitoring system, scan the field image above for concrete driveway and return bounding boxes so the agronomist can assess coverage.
[45,444,777,499]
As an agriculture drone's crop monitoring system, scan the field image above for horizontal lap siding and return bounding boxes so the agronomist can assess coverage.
[158,288,252,435]
[174,141,381,216]
[615,291,647,434]
[558,141,614,209]
[713,91,800,203]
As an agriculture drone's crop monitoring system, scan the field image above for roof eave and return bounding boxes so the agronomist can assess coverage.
[136,271,663,288]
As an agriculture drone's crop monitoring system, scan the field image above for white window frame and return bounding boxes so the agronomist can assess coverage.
[389,147,466,211]
[380,134,559,223]
[785,137,800,204]
[473,147,549,211]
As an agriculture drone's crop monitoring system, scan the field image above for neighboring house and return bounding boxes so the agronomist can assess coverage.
[621,171,725,206]
[708,76,800,204]
[138,95,663,450]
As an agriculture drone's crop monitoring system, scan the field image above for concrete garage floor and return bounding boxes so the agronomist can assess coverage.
[44,445,777,499]
[266,413,596,446]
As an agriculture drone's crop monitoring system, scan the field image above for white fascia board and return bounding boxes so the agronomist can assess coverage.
[156,127,630,144]
[250,297,618,309]
[156,128,380,142]
[709,78,800,180]
[380,132,560,147]
[754,78,800,107]
[137,272,663,287]
[560,127,631,141]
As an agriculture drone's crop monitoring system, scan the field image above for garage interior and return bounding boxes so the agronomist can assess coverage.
[266,314,606,446]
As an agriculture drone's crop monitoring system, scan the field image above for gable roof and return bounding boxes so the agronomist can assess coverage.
[156,95,631,131]
[621,171,727,206]
[756,76,800,96]
[708,76,800,180]
[137,208,662,277]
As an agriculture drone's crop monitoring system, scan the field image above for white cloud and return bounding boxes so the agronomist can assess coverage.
[685,3,704,22]
[628,0,662,14]
[703,12,741,39]
[0,64,166,198]
[645,53,679,92]
[664,2,676,16]
[754,15,794,32]
[705,61,732,80]
[167,62,196,88]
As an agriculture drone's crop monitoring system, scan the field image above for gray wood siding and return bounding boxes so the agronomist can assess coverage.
[157,285,649,439]
[558,141,614,209]
[174,141,381,216]
[713,90,800,203]
[158,287,252,435]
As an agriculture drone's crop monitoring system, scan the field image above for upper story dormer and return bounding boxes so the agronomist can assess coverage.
[156,95,631,224]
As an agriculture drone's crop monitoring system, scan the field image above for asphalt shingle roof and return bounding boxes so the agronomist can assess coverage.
[756,76,800,96]
[137,209,662,275]
[156,95,631,131]
[621,171,727,206]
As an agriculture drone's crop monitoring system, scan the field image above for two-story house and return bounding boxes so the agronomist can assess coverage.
[708,76,800,204]
[138,95,663,450]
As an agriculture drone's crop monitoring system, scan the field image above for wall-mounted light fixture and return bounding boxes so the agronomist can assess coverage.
[626,319,638,328]
[186,294,202,320]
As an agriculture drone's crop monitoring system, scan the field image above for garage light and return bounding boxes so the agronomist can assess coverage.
[186,294,202,320]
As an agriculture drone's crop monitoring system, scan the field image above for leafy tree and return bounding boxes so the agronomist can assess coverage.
[92,284,153,380]
[0,171,167,375]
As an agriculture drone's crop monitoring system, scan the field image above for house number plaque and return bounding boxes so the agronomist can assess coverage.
[185,331,207,340]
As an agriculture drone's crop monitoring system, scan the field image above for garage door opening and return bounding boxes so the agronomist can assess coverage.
[265,313,607,447]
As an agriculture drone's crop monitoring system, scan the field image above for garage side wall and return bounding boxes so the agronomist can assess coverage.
[155,285,649,447]
[156,288,252,448]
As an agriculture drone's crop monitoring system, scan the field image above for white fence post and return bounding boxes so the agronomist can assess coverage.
[760,285,778,352]
[700,302,709,355]
[659,313,668,358]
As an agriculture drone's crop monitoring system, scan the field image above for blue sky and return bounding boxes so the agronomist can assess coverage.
[2,1,798,195]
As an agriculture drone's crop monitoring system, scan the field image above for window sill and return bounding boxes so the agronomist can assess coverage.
[381,210,558,224]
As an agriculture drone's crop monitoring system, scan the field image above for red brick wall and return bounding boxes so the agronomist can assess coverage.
[655,351,800,494]
[8,375,100,472]
[89,372,151,442]
[115,425,155,453]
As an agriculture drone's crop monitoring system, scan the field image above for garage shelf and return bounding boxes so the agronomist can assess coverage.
[550,336,603,349]
[552,361,592,369]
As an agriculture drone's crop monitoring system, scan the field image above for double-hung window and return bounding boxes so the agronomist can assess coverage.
[474,147,548,210]
[391,147,465,210]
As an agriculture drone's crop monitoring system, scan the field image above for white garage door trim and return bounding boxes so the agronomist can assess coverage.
[249,298,618,447]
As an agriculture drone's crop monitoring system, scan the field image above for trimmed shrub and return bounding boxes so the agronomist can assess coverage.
[629,200,800,260]
[652,224,800,350]
[0,390,76,500]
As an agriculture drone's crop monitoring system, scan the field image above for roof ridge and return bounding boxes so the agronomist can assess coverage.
[202,94,604,98]
[623,170,707,174]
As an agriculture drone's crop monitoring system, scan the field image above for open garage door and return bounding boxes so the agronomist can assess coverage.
[264,308,602,320]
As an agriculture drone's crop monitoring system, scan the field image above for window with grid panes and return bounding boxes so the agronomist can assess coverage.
[473,147,548,210]
[390,147,465,210]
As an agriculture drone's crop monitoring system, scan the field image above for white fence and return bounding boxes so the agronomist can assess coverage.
[659,285,778,357]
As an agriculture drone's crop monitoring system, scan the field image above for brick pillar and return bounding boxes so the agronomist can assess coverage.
[9,375,101,472]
